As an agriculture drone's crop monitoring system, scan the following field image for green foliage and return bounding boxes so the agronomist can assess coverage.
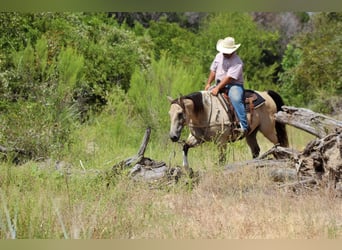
[57,46,84,97]
[12,41,36,83]
[35,36,49,80]
[0,12,154,161]
[278,44,304,106]
[128,53,204,136]
[0,100,78,162]
[79,20,152,93]
[0,25,82,161]
[147,18,201,66]
[196,12,281,90]
[279,12,342,112]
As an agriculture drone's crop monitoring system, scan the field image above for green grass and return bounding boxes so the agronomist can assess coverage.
[1,125,341,239]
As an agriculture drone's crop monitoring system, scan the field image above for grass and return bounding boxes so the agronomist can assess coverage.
[0,125,341,239]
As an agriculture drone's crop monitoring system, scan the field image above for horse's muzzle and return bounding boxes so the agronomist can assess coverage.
[170,134,179,142]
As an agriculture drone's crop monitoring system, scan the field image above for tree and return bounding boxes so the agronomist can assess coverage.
[279,12,342,113]
[0,12,153,161]
[251,12,310,54]
[146,17,201,66]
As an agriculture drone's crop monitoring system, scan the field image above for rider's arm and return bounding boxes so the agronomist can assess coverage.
[205,70,216,90]
[211,76,235,96]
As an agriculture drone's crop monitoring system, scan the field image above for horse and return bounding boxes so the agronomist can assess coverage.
[167,89,288,170]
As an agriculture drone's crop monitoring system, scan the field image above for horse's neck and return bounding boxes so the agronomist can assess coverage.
[216,94,231,114]
[209,94,231,123]
[186,92,230,128]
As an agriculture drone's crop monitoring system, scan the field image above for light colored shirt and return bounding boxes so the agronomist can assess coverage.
[210,52,244,84]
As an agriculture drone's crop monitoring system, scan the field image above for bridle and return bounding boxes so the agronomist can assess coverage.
[171,97,187,127]
[172,95,214,142]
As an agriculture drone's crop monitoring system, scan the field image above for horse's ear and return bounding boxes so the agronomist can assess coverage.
[167,96,173,103]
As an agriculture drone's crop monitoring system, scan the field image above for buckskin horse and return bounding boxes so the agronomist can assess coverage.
[168,90,288,169]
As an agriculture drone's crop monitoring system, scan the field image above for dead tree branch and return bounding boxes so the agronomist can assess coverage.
[110,127,186,184]
[275,106,342,138]
[225,106,342,192]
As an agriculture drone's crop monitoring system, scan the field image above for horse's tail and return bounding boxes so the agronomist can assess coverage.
[267,90,289,147]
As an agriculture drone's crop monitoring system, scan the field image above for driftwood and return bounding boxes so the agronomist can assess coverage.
[254,106,342,191]
[224,106,342,192]
[275,106,342,138]
[0,145,32,164]
[111,127,185,185]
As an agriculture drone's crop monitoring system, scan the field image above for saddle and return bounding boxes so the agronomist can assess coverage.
[221,89,265,112]
[219,89,265,126]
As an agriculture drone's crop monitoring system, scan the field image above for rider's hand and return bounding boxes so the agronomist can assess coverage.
[204,83,211,91]
[211,87,219,96]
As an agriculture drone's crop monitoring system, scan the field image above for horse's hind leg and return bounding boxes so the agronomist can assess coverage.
[246,128,260,158]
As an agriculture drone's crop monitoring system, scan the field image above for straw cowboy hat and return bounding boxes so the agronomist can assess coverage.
[216,37,241,54]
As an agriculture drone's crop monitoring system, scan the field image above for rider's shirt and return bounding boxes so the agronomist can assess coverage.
[210,52,244,84]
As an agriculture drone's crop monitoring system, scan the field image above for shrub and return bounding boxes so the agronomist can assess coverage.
[279,12,342,112]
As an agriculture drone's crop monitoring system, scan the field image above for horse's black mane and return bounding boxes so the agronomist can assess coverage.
[183,92,204,115]
[171,91,204,115]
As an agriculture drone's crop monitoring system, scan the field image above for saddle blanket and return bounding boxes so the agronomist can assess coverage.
[244,89,265,111]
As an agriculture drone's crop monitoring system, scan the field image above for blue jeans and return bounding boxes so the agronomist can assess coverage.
[225,84,248,131]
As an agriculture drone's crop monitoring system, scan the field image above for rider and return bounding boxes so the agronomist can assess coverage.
[205,36,249,137]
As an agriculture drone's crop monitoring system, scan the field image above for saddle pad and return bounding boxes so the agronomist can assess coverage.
[245,89,265,110]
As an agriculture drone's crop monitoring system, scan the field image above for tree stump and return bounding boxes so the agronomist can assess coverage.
[251,106,342,191]
[275,106,342,190]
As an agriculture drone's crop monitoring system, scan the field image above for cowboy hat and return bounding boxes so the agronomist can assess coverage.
[216,37,241,54]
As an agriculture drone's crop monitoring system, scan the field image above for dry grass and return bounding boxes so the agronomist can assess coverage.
[158,169,342,239]
[1,126,341,239]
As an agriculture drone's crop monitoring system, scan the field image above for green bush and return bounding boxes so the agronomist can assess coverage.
[0,34,83,161]
[57,46,84,97]
[0,12,154,162]
[147,18,202,67]
[128,53,204,137]
[279,12,342,112]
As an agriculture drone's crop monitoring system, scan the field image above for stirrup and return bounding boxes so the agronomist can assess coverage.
[233,127,247,140]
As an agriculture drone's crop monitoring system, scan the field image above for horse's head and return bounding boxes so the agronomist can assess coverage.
[167,92,204,142]
[168,96,186,142]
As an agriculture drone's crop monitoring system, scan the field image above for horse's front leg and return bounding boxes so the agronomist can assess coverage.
[182,143,191,171]
[182,134,202,174]
[218,143,227,165]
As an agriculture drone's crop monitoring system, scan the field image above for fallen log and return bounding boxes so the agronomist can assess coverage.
[0,144,32,164]
[225,158,297,182]
[274,106,342,189]
[275,106,342,138]
[225,107,342,192]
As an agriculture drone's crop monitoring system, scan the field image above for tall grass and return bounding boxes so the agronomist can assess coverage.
[1,124,341,239]
[0,40,339,239]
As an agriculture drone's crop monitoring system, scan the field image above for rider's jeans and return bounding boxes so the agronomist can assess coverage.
[225,84,248,131]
